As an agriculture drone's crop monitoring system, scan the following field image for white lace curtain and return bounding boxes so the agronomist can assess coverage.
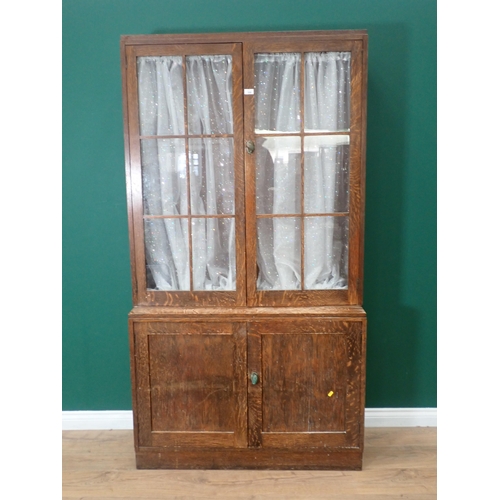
[137,51,350,292]
[255,52,350,290]
[137,55,235,291]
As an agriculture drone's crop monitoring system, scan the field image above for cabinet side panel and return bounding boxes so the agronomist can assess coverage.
[359,318,367,451]
[347,40,365,304]
[128,318,139,450]
[344,325,363,445]
[357,36,368,304]
[133,322,152,446]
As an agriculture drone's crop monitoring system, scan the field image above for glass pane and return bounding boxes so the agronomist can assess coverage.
[189,138,234,215]
[144,218,190,291]
[186,55,233,135]
[141,139,188,216]
[304,52,351,132]
[304,135,350,213]
[256,136,301,214]
[137,56,185,136]
[255,53,301,133]
[257,217,301,290]
[304,216,348,290]
[192,218,236,291]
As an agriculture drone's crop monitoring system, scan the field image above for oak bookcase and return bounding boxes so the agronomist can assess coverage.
[121,30,368,469]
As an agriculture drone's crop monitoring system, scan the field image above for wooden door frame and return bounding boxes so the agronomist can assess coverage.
[122,41,246,307]
[242,35,367,307]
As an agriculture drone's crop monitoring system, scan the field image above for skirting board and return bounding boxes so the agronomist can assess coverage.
[62,408,437,431]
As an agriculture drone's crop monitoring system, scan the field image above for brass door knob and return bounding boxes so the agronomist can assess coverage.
[250,372,259,385]
[246,140,255,154]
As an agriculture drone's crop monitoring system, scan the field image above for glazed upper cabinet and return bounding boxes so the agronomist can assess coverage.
[122,31,366,308]
[121,30,368,470]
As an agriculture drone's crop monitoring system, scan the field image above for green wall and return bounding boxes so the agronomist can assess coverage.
[63,0,436,410]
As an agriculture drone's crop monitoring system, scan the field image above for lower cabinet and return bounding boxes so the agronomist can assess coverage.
[129,312,366,469]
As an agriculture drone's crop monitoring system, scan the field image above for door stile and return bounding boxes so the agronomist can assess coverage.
[243,42,258,306]
[233,322,248,447]
[247,329,262,447]
[231,44,247,306]
[125,45,149,305]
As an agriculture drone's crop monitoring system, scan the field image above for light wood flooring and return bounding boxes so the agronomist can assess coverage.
[62,427,436,499]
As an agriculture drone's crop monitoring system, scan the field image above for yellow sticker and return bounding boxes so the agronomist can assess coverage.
[328,391,334,397]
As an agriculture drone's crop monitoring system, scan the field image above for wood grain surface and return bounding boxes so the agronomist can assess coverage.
[132,321,248,450]
[128,305,367,318]
[129,316,366,467]
[122,31,368,308]
[63,427,437,499]
[120,30,370,471]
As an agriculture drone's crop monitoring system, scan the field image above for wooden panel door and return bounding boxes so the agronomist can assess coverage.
[131,321,247,448]
[247,319,365,450]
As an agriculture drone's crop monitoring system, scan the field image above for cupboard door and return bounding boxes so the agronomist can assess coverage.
[247,319,365,449]
[243,38,367,307]
[124,43,246,307]
[132,321,247,448]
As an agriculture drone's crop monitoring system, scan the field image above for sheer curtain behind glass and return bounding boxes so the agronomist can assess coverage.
[138,56,189,290]
[255,52,351,291]
[304,52,351,131]
[187,55,236,291]
[255,53,301,290]
[137,55,235,291]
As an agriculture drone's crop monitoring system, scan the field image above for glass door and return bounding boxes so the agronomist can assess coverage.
[244,39,365,306]
[125,43,245,306]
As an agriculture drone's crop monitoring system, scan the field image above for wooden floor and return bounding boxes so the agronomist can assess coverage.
[62,427,436,499]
